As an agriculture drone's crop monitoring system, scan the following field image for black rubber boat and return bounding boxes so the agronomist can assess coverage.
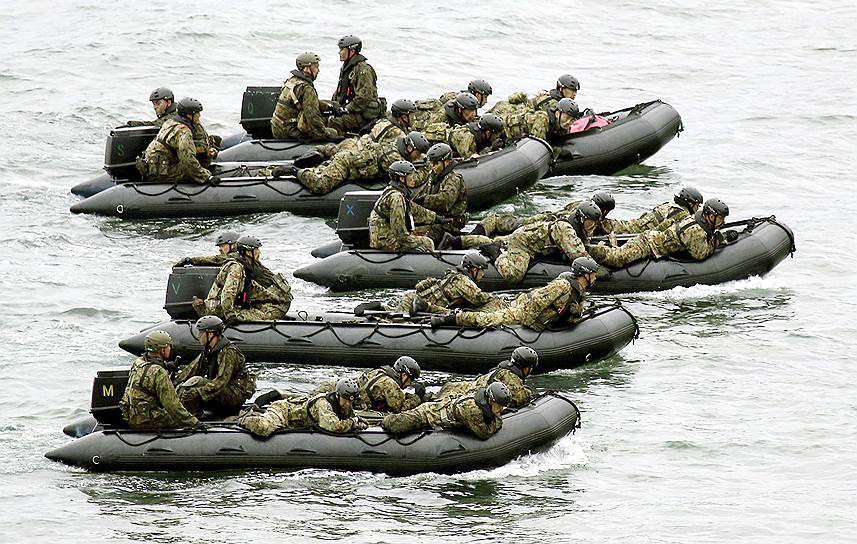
[46,392,580,474]
[549,100,683,176]
[293,217,795,292]
[69,137,552,219]
[120,304,638,373]
[71,128,251,198]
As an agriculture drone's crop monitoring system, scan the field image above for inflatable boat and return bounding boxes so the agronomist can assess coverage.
[71,128,251,198]
[120,304,638,374]
[46,392,580,474]
[293,217,795,292]
[69,137,552,219]
[549,100,683,176]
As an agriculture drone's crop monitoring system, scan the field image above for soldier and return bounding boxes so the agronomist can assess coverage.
[589,198,734,268]
[137,97,217,184]
[431,257,600,331]
[193,235,293,321]
[172,316,256,416]
[501,98,582,140]
[327,35,384,134]
[392,252,504,315]
[288,129,431,195]
[490,74,581,116]
[438,79,493,108]
[126,87,176,127]
[308,356,427,413]
[411,143,468,243]
[119,330,199,429]
[174,231,240,267]
[382,382,511,440]
[437,346,539,408]
[446,113,505,159]
[369,161,445,252]
[458,200,602,284]
[604,186,704,234]
[271,52,339,141]
[443,91,480,126]
[238,377,369,437]
[412,81,490,131]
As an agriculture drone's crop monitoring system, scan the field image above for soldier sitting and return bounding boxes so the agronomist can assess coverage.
[326,35,384,134]
[588,198,733,268]
[382,382,512,440]
[119,330,199,430]
[137,97,218,184]
[438,79,493,108]
[430,257,600,332]
[437,346,539,408]
[173,316,256,417]
[193,235,293,321]
[174,231,240,267]
[238,377,369,437]
[369,161,445,253]
[390,252,504,315]
[412,143,468,243]
[126,86,176,127]
[272,52,340,141]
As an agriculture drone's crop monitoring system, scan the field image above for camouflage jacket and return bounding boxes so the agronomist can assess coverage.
[650,211,719,259]
[369,185,437,251]
[607,202,692,234]
[187,254,231,266]
[173,339,255,402]
[142,117,211,183]
[368,116,408,145]
[305,393,362,433]
[358,367,423,413]
[126,103,177,127]
[439,362,534,408]
[530,89,563,113]
[445,390,503,440]
[488,91,532,117]
[501,219,591,260]
[333,55,382,119]
[411,97,445,130]
[413,270,495,311]
[119,354,198,429]
[501,110,550,140]
[510,276,587,331]
[272,70,328,140]
[414,162,468,227]
[203,258,292,320]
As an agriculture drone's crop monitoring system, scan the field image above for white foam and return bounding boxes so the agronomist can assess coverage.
[627,274,790,302]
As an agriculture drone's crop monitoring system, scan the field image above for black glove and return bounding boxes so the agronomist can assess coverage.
[330,102,346,116]
[434,215,454,225]
[724,230,738,242]
[208,175,221,185]
[413,382,427,400]
[163,360,179,373]
[174,257,194,267]
[193,422,210,431]
[490,138,506,151]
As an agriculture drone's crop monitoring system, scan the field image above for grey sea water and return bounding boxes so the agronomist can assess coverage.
[1,1,856,542]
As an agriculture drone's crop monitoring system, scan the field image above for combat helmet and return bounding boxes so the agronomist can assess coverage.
[393,356,421,380]
[556,74,581,91]
[674,186,704,211]
[296,52,321,69]
[337,35,362,52]
[335,377,360,400]
[176,97,203,115]
[144,330,172,352]
[390,99,417,117]
[510,346,539,370]
[149,87,174,102]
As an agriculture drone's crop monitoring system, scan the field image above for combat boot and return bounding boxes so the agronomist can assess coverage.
[438,233,462,250]
[469,224,487,236]
[430,313,458,330]
[409,298,430,317]
[271,164,297,178]
[478,242,502,262]
[354,301,384,316]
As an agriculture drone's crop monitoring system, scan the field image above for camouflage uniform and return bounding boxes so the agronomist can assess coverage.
[185,254,231,266]
[381,389,503,440]
[603,202,692,234]
[297,137,401,195]
[464,219,592,284]
[140,117,211,183]
[488,91,533,116]
[412,162,468,242]
[119,354,198,429]
[328,54,383,133]
[197,258,293,321]
[530,89,564,113]
[455,276,587,331]
[311,366,424,413]
[126,103,177,127]
[393,269,504,314]
[369,185,436,252]
[501,110,551,140]
[271,70,331,141]
[237,392,362,437]
[191,123,220,168]
[437,362,534,408]
[173,338,256,416]
[316,115,409,159]
[422,122,495,159]
[411,97,445,131]
[588,211,720,268]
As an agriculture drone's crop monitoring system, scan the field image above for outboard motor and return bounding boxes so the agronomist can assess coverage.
[240,86,281,139]
[90,369,130,425]
[335,191,382,248]
[104,126,159,179]
[164,265,219,319]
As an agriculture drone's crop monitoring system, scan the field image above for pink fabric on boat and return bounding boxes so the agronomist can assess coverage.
[568,114,610,134]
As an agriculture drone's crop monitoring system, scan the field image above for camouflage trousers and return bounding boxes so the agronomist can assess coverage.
[327,113,368,134]
[394,291,447,315]
[494,244,535,284]
[475,213,522,238]
[413,223,459,244]
[125,406,192,430]
[588,234,655,268]
[177,376,249,416]
[193,300,289,321]
[456,306,521,329]
[296,152,355,195]
[381,401,448,434]
[435,381,470,401]
[237,399,299,437]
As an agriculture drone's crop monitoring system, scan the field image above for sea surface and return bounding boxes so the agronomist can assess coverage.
[1,1,855,542]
